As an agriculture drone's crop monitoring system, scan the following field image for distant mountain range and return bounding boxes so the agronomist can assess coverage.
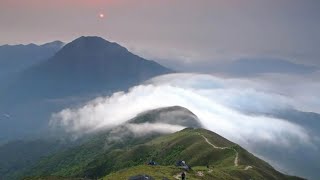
[0,36,173,140]
[3,36,173,101]
[0,41,64,87]
[212,58,318,76]
[0,106,304,180]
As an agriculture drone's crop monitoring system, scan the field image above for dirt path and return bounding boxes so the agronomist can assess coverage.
[197,171,204,177]
[173,174,180,180]
[201,135,239,167]
[234,150,239,167]
[200,134,256,171]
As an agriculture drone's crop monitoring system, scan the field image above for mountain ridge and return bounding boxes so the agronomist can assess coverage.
[0,36,173,141]
[0,106,305,180]
[21,128,304,180]
[9,36,173,99]
[1,106,303,180]
[0,40,64,84]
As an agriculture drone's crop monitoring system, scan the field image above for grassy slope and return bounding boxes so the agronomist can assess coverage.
[25,131,161,178]
[105,165,303,180]
[24,106,202,178]
[103,128,303,180]
[75,128,238,178]
[25,128,303,180]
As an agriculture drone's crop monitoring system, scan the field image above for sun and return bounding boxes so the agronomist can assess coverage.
[99,13,105,18]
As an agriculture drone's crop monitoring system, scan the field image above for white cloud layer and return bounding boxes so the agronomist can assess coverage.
[51,73,319,149]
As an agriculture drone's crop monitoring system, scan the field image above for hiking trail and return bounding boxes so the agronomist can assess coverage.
[200,134,252,170]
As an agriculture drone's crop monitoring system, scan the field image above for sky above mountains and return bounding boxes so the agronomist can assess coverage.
[1,0,319,70]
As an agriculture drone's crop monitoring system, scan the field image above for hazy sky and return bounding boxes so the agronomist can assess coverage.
[1,0,319,68]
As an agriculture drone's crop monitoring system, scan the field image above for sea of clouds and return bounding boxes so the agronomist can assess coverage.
[50,73,320,179]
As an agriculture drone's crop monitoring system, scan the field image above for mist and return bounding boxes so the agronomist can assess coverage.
[51,73,320,179]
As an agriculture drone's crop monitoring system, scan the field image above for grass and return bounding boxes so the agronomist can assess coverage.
[103,165,270,180]
[22,128,305,180]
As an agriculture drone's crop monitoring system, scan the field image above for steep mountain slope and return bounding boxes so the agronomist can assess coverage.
[15,107,303,180]
[23,128,303,180]
[0,36,172,140]
[0,140,68,180]
[21,106,201,178]
[104,129,303,180]
[130,106,202,128]
[4,36,173,101]
[0,106,199,180]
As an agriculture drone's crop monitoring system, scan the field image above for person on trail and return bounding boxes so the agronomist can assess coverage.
[181,172,186,180]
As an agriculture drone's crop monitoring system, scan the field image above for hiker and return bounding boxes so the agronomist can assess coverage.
[181,172,186,180]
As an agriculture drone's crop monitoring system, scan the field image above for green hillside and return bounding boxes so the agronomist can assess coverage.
[5,106,304,180]
[104,165,300,180]
[23,128,303,180]
[0,140,68,180]
[22,106,201,178]
[130,106,202,128]
[0,106,201,179]
[103,128,303,180]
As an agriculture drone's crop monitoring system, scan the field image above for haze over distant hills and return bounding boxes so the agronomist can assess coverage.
[0,36,173,140]
[0,41,64,86]
[4,36,173,101]
[216,58,318,76]
[174,58,319,76]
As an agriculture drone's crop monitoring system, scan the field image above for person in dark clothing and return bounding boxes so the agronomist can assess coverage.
[181,172,186,180]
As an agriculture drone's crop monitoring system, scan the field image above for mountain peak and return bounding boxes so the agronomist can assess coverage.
[66,36,125,50]
[71,36,110,45]
[130,106,202,128]
[5,36,172,100]
[54,36,128,59]
[76,36,109,42]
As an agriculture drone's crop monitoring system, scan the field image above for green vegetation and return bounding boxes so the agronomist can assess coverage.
[104,165,290,180]
[23,176,82,180]
[0,140,67,180]
[22,128,304,180]
[130,106,202,128]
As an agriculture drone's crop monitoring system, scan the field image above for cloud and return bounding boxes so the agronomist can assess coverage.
[50,73,320,179]
[125,123,186,137]
[98,122,186,149]
[51,73,317,148]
